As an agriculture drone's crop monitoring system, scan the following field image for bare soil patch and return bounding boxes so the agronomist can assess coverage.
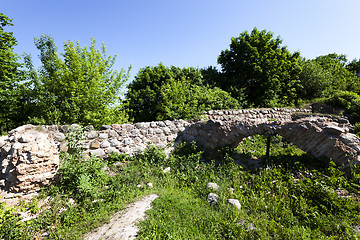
[84,194,158,240]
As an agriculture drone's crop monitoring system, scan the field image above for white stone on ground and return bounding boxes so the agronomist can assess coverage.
[163,167,171,173]
[207,193,219,204]
[207,182,219,191]
[227,199,241,210]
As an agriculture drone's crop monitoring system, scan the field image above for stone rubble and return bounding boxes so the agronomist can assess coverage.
[207,182,220,191]
[227,199,241,210]
[163,167,171,173]
[0,125,59,195]
[207,193,219,204]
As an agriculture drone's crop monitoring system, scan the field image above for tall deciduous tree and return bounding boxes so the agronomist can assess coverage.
[126,64,174,122]
[25,35,130,127]
[218,28,302,107]
[159,80,240,121]
[298,59,333,100]
[126,63,240,122]
[313,54,359,95]
[0,13,24,133]
[298,54,360,100]
[347,59,360,77]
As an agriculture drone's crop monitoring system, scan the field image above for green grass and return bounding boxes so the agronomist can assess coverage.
[1,137,360,239]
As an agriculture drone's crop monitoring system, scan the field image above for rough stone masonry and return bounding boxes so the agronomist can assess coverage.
[1,107,360,197]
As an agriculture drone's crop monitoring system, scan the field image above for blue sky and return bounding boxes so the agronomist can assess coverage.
[2,0,360,82]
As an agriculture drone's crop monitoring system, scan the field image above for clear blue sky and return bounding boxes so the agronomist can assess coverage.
[2,0,360,82]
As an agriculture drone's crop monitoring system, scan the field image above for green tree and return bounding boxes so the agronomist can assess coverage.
[314,53,358,93]
[24,35,130,127]
[201,66,224,88]
[298,59,332,100]
[325,91,360,124]
[126,63,240,122]
[159,80,240,120]
[347,59,360,78]
[0,13,25,133]
[298,54,360,100]
[126,64,173,122]
[218,28,302,107]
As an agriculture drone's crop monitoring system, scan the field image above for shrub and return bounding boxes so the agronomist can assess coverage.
[0,203,24,239]
[56,153,109,201]
[325,91,360,123]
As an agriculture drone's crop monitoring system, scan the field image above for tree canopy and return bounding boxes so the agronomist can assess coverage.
[298,53,359,100]
[217,28,303,107]
[126,63,240,122]
[347,59,360,77]
[23,35,130,127]
[0,13,25,133]
[298,59,333,100]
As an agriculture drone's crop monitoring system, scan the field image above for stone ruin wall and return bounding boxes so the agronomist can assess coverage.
[0,125,60,196]
[69,108,313,158]
[278,117,360,165]
[1,107,360,197]
[181,108,360,167]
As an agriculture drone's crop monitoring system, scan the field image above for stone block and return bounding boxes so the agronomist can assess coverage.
[89,149,105,158]
[123,138,134,145]
[131,129,141,136]
[105,147,120,155]
[87,131,98,139]
[18,134,35,143]
[99,133,109,139]
[324,126,345,135]
[164,120,172,126]
[110,124,121,130]
[100,125,111,130]
[90,140,100,149]
[207,182,219,191]
[109,139,121,147]
[53,132,66,142]
[162,127,171,135]
[0,136,8,148]
[158,122,166,127]
[163,167,171,173]
[135,122,148,129]
[149,136,160,144]
[108,130,118,138]
[100,140,111,148]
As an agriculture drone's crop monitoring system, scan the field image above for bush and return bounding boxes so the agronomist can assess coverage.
[325,91,360,123]
[55,153,109,201]
[135,145,167,166]
[0,203,25,239]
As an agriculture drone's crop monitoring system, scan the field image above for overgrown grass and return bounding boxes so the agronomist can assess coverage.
[1,136,360,239]
[137,139,360,239]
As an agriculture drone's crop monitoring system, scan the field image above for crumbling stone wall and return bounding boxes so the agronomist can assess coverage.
[1,107,360,196]
[77,108,312,157]
[0,125,59,195]
[279,117,360,166]
[182,114,359,166]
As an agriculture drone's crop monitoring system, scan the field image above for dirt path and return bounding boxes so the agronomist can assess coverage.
[84,194,158,240]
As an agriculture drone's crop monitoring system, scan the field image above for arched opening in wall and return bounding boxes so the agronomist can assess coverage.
[234,134,313,169]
